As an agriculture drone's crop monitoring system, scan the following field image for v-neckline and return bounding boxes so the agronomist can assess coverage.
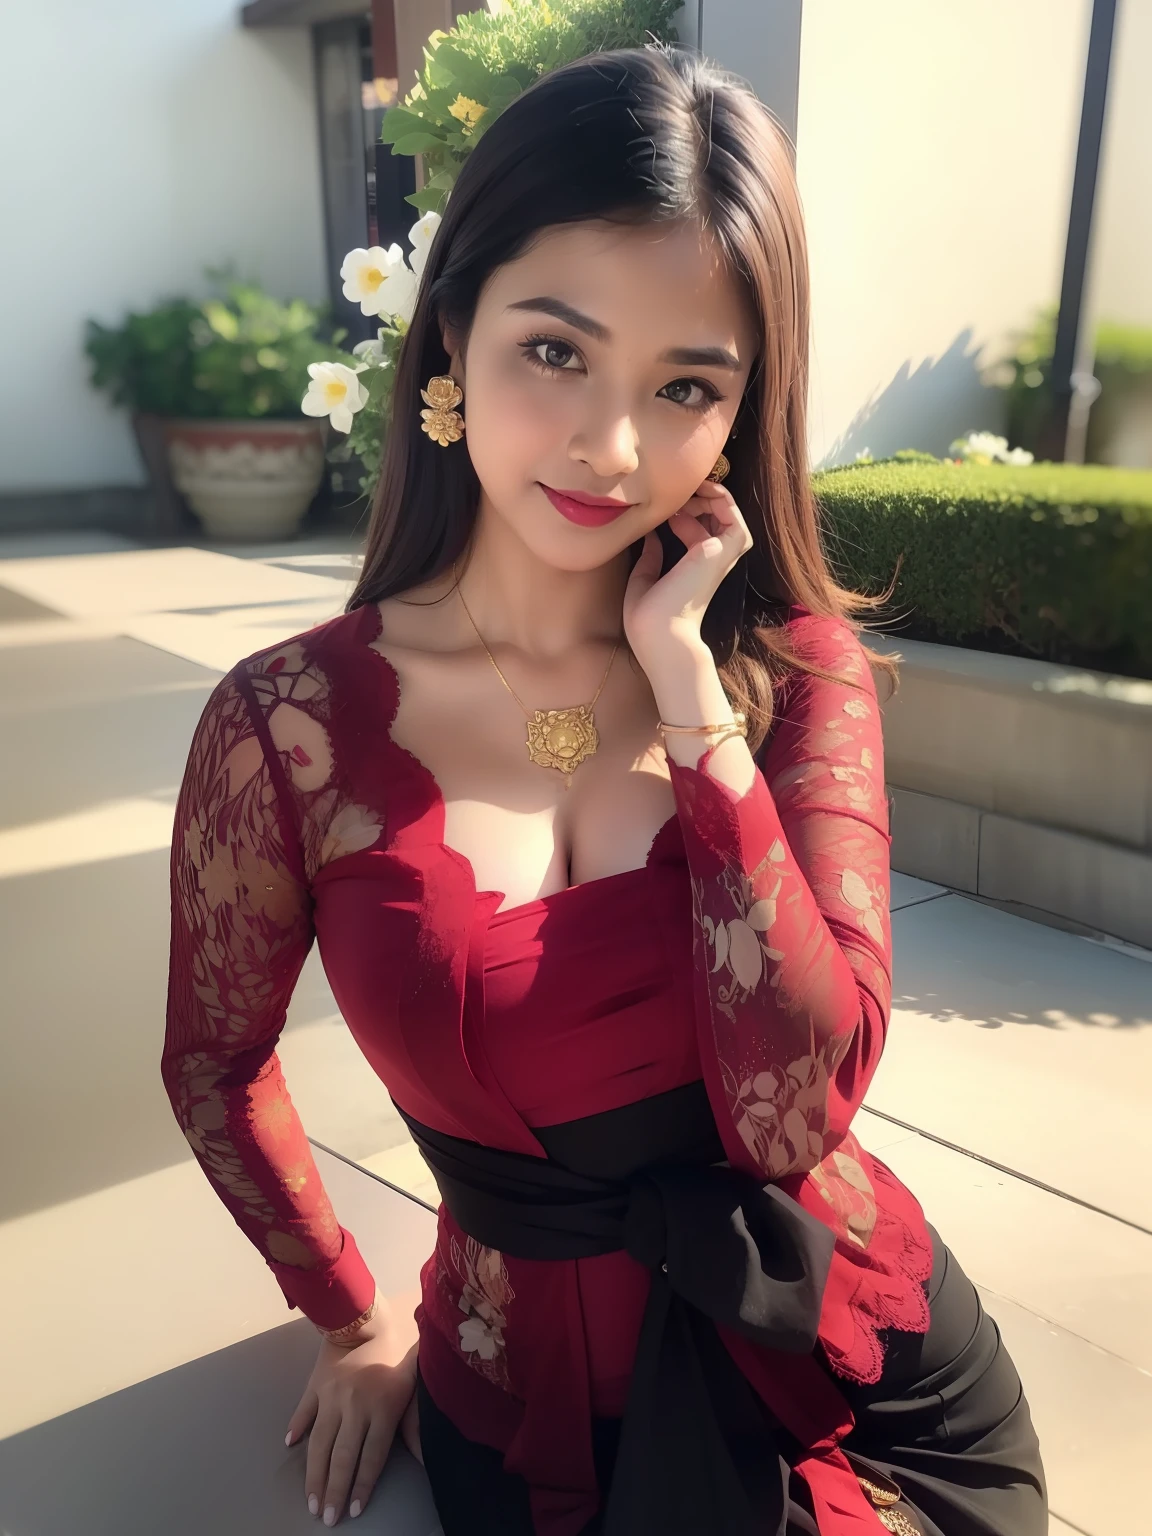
[357,600,678,918]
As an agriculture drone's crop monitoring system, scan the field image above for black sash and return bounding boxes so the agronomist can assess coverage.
[395,1085,835,1535]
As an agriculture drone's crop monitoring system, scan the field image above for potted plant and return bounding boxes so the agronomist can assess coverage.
[85,280,351,540]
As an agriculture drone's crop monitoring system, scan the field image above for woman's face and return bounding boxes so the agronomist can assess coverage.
[448,219,758,571]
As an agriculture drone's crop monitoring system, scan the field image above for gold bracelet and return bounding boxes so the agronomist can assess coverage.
[658,711,747,737]
[317,1295,379,1343]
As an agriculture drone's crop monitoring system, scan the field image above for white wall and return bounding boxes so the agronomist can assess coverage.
[0,1,327,493]
[694,0,802,143]
[792,0,1092,464]
[1091,0,1152,327]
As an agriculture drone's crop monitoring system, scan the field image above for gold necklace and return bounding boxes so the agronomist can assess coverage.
[453,564,620,783]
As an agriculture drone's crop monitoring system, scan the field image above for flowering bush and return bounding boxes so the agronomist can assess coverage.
[947,430,1034,467]
[302,214,440,494]
[380,0,682,216]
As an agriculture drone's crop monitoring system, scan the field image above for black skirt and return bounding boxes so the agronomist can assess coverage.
[416,1224,1047,1536]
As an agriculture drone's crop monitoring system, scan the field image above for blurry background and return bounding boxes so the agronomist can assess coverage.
[1,0,1149,531]
[1,6,1150,1536]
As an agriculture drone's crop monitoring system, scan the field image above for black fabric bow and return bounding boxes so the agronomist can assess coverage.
[395,1090,834,1535]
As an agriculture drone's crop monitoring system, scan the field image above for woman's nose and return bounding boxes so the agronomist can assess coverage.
[571,409,640,481]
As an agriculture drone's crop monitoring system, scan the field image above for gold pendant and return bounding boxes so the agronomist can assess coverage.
[876,1512,920,1535]
[856,1473,920,1535]
[525,705,599,776]
[857,1477,900,1509]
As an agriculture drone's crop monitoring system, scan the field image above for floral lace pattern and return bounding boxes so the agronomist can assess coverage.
[162,633,389,1312]
[242,638,383,881]
[163,668,340,1273]
[670,617,918,1344]
[454,1236,514,1369]
[425,1218,516,1391]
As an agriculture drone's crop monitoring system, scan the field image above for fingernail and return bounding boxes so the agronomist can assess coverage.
[308,1494,319,1515]
[350,1501,361,1518]
[323,1506,336,1527]
[285,1431,294,1447]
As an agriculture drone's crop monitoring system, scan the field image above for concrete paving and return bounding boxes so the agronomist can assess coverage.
[1,528,1148,1536]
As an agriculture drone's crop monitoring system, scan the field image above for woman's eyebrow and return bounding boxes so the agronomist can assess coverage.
[506,297,741,371]
[659,345,742,371]
[506,297,608,341]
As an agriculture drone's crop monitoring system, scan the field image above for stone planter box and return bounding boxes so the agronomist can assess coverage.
[873,636,1152,948]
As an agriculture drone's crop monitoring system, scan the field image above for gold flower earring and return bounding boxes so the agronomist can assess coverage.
[708,424,738,482]
[420,375,465,446]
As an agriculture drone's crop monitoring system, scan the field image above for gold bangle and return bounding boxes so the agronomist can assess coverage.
[317,1295,379,1343]
[658,712,747,737]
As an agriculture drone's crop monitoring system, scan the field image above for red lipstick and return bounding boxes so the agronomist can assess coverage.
[539,484,636,527]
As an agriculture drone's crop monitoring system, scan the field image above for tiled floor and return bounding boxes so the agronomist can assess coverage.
[1,529,1147,1536]
[867,894,1152,1228]
[0,1149,439,1535]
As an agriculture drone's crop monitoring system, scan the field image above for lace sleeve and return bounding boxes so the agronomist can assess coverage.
[161,665,376,1330]
[668,618,892,1184]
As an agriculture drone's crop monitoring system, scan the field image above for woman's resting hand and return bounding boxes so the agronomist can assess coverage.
[285,1302,422,1526]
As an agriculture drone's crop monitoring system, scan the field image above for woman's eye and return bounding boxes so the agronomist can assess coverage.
[659,378,715,409]
[531,339,579,370]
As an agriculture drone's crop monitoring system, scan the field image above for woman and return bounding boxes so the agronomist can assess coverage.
[162,46,1046,1536]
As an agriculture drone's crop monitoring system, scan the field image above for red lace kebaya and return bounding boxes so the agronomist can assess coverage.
[163,601,933,1534]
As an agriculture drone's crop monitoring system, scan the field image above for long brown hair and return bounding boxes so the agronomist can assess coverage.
[346,45,889,750]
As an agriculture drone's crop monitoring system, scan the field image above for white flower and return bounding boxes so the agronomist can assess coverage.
[953,431,1008,460]
[949,430,1035,466]
[408,211,442,278]
[458,1314,503,1360]
[301,361,369,434]
[340,244,416,320]
[351,327,390,365]
[854,447,873,463]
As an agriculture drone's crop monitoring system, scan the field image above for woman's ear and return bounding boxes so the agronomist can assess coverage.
[440,322,466,386]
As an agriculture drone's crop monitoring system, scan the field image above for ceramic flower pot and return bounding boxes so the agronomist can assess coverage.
[162,418,327,541]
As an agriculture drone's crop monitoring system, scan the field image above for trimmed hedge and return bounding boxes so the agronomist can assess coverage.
[813,453,1152,676]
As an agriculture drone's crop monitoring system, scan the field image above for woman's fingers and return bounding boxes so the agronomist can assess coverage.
[304,1409,340,1520]
[319,1415,370,1527]
[679,480,752,553]
[286,1387,319,1448]
[622,528,664,612]
[400,1391,423,1466]
[347,1414,398,1519]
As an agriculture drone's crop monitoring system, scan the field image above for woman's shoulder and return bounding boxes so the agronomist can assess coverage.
[225,605,376,696]
[777,604,871,676]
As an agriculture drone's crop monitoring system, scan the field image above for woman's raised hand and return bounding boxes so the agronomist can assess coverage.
[285,1303,422,1526]
[622,478,757,792]
[622,478,753,670]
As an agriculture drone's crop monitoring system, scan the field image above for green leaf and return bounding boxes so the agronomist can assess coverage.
[406,184,448,214]
[390,130,447,155]
[485,74,524,111]
[203,301,239,341]
[423,53,458,90]
[380,105,430,143]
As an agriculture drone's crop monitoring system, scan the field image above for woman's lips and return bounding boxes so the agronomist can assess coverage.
[539,484,636,527]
